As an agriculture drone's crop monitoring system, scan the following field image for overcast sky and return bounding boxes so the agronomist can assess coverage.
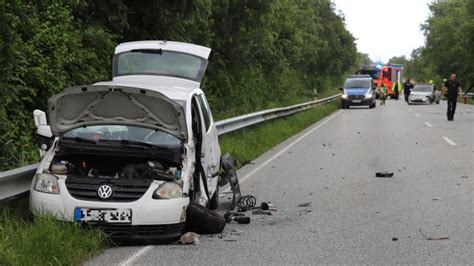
[331,0,433,63]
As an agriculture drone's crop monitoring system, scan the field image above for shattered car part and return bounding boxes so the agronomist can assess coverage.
[224,211,250,224]
[179,232,200,245]
[185,201,226,234]
[375,172,394,178]
[221,153,242,209]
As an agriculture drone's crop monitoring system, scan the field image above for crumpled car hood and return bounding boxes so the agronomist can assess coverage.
[48,85,187,140]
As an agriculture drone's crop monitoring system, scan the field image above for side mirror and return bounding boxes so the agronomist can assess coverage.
[33,110,53,151]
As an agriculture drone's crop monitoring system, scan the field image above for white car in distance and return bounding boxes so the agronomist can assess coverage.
[31,41,225,242]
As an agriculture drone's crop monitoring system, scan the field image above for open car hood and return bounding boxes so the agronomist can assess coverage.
[48,85,187,140]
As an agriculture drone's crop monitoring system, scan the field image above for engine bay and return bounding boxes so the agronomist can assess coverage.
[50,154,181,182]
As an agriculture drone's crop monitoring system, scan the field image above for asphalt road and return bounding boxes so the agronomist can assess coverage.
[86,99,473,265]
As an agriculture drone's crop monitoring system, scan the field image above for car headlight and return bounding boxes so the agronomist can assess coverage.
[365,93,373,99]
[153,182,182,199]
[341,94,348,99]
[34,173,60,194]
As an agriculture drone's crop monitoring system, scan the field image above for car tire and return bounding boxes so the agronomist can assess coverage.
[186,201,226,234]
[208,184,219,210]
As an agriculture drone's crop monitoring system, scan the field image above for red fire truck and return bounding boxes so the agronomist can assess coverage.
[356,64,404,98]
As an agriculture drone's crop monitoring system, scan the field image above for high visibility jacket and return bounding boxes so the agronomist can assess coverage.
[392,82,402,93]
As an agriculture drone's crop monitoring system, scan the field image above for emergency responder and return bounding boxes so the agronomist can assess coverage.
[392,80,401,100]
[377,83,387,105]
[444,73,463,121]
[403,78,414,103]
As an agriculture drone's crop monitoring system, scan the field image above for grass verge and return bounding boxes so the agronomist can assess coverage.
[219,101,340,164]
[0,199,109,265]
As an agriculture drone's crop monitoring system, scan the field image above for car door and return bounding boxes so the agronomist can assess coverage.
[194,93,220,196]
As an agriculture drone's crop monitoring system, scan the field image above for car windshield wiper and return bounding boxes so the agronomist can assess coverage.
[62,137,97,144]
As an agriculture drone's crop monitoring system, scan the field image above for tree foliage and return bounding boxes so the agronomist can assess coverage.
[405,0,473,87]
[0,0,358,170]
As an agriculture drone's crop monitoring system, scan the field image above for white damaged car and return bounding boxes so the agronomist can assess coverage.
[30,41,235,242]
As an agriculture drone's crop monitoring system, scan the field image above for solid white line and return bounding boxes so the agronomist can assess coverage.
[415,113,420,118]
[119,246,154,266]
[225,109,344,191]
[425,122,433,127]
[443,136,457,146]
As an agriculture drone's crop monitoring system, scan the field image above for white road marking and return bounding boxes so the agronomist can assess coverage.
[415,113,420,118]
[225,109,344,191]
[443,137,457,146]
[425,122,433,127]
[119,246,154,266]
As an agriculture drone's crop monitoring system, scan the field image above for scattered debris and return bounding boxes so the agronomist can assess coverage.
[392,237,398,241]
[461,176,469,179]
[223,239,237,242]
[252,210,272,215]
[224,212,251,224]
[331,153,336,156]
[376,172,394,178]
[433,199,439,201]
[186,201,226,234]
[297,202,312,207]
[322,144,326,147]
[239,160,254,167]
[179,232,200,245]
[357,131,360,134]
[237,195,257,209]
[418,229,450,241]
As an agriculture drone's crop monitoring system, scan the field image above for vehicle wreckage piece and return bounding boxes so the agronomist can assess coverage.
[185,201,226,234]
[224,211,250,224]
[220,153,242,209]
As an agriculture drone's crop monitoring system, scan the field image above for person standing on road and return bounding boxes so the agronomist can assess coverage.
[377,83,387,105]
[403,78,414,103]
[444,73,463,121]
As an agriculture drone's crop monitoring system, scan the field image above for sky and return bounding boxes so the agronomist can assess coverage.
[331,0,433,63]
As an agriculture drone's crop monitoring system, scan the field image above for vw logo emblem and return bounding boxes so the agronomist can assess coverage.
[97,184,113,199]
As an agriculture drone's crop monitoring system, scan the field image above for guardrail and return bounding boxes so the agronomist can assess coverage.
[0,94,340,204]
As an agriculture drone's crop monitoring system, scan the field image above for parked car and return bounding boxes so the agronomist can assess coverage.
[408,84,440,105]
[340,75,376,109]
[30,41,230,242]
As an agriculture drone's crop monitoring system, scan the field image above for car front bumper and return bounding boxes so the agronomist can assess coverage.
[342,97,374,106]
[30,176,189,241]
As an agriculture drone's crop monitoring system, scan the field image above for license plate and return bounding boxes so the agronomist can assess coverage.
[74,208,132,224]
[352,100,362,103]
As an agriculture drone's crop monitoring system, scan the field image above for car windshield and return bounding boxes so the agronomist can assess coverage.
[113,50,207,82]
[413,85,432,92]
[344,79,370,88]
[63,125,181,146]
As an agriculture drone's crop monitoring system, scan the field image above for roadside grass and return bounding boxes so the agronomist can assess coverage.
[220,101,340,165]
[0,199,109,265]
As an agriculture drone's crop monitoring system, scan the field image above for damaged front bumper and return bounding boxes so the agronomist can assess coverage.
[30,177,189,241]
